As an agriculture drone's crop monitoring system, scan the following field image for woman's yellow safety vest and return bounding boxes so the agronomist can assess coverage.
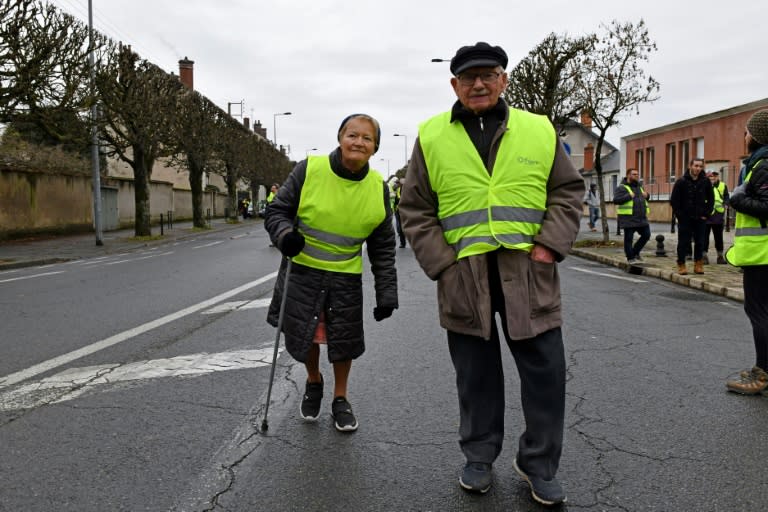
[616,185,649,216]
[292,156,385,274]
[419,109,555,260]
[726,160,768,266]
[712,182,726,214]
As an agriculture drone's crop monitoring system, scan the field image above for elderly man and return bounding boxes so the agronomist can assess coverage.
[398,42,583,506]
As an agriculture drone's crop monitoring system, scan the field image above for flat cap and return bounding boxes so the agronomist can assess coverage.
[450,42,508,75]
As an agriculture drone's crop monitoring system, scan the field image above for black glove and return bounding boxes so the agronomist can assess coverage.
[373,306,394,321]
[279,230,305,257]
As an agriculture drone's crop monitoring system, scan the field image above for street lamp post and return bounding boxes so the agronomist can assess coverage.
[430,58,450,63]
[273,112,292,146]
[393,133,408,167]
[305,147,318,157]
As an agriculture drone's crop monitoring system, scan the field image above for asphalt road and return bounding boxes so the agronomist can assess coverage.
[1,223,766,511]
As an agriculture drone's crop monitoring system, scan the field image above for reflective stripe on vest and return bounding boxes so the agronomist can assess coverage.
[726,160,768,266]
[292,156,385,274]
[419,109,555,260]
[712,182,726,213]
[616,184,649,216]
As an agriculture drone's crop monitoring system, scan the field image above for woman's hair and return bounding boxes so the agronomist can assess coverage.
[337,113,381,152]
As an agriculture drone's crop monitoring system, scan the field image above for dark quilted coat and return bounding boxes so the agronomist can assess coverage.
[264,149,398,363]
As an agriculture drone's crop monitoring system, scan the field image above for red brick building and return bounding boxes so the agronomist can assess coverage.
[623,97,768,199]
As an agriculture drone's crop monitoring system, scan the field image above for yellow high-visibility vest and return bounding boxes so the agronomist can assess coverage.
[292,156,385,274]
[726,160,768,267]
[419,108,555,260]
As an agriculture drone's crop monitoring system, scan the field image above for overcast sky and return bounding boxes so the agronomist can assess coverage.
[53,0,763,175]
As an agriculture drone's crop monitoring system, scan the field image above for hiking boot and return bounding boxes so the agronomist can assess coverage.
[513,458,566,506]
[677,263,688,275]
[300,376,323,421]
[459,462,493,493]
[726,367,768,395]
[331,396,358,432]
[717,253,727,264]
[694,259,705,274]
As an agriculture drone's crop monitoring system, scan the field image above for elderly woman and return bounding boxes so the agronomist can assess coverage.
[264,113,398,432]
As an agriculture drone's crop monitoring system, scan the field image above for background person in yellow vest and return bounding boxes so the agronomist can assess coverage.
[398,42,583,506]
[266,183,279,203]
[264,114,398,432]
[670,158,714,275]
[393,177,406,248]
[704,169,729,264]
[724,109,768,395]
[613,169,651,264]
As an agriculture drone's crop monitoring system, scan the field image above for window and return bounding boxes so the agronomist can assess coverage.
[635,150,644,179]
[695,137,704,158]
[679,140,690,173]
[667,143,676,177]
[646,147,655,183]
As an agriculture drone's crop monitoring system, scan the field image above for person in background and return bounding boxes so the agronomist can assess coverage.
[725,109,768,395]
[584,183,600,232]
[393,177,407,248]
[399,41,583,506]
[670,158,714,275]
[267,183,279,203]
[703,169,729,264]
[264,113,398,432]
[613,169,650,263]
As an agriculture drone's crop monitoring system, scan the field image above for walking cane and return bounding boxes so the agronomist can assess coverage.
[261,257,292,432]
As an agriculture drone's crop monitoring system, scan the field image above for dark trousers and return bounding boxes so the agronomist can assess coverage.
[622,225,651,260]
[447,325,565,480]
[676,218,707,263]
[743,266,768,370]
[394,210,406,247]
[704,223,725,253]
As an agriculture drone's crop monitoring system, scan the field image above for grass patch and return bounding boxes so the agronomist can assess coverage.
[128,235,164,242]
[191,225,212,232]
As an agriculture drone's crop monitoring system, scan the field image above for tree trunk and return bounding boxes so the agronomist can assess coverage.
[225,167,238,219]
[593,134,612,243]
[132,144,152,237]
[187,157,205,228]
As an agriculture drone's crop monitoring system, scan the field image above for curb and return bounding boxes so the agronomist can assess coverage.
[570,248,744,303]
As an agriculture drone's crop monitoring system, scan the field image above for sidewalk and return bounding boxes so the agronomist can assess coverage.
[0,217,254,271]
[571,219,744,302]
[1,217,745,302]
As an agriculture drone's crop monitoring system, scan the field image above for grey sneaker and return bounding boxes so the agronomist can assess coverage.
[300,376,323,421]
[513,458,566,506]
[459,462,492,493]
[331,396,358,432]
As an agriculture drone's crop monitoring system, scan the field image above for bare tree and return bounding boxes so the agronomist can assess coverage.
[504,32,595,132]
[95,43,182,236]
[576,19,660,241]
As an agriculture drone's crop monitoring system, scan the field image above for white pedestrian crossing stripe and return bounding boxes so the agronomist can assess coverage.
[201,298,271,314]
[0,347,281,412]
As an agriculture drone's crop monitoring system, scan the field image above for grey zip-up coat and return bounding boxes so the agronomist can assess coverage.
[398,103,583,340]
[264,149,398,362]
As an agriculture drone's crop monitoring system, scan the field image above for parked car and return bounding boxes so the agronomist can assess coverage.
[257,200,268,218]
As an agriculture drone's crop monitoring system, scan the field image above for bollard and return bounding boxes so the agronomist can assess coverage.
[670,214,676,234]
[160,213,164,236]
[655,234,667,257]
[207,208,211,226]
[168,210,173,229]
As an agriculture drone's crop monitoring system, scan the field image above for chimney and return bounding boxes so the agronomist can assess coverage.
[580,110,592,129]
[243,117,250,131]
[253,120,267,138]
[583,143,594,171]
[178,57,194,89]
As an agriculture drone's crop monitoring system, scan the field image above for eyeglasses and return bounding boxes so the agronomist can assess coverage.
[456,71,501,86]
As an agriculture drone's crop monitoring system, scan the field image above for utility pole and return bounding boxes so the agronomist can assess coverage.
[88,0,103,245]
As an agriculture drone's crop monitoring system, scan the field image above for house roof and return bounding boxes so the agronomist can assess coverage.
[561,119,619,152]
[579,148,621,175]
[624,97,768,140]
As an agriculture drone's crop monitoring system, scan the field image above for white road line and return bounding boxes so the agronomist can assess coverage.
[569,266,647,283]
[201,298,271,314]
[0,271,65,284]
[0,271,278,389]
[0,347,281,411]
[192,241,223,249]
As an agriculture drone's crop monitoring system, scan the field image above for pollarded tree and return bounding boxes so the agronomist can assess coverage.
[504,32,595,132]
[171,89,222,228]
[95,43,183,236]
[575,19,660,242]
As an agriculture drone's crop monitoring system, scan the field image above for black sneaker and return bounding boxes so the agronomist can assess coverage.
[300,376,323,421]
[513,457,566,505]
[459,462,492,493]
[331,396,358,432]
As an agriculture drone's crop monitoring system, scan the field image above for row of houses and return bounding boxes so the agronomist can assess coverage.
[569,97,768,201]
